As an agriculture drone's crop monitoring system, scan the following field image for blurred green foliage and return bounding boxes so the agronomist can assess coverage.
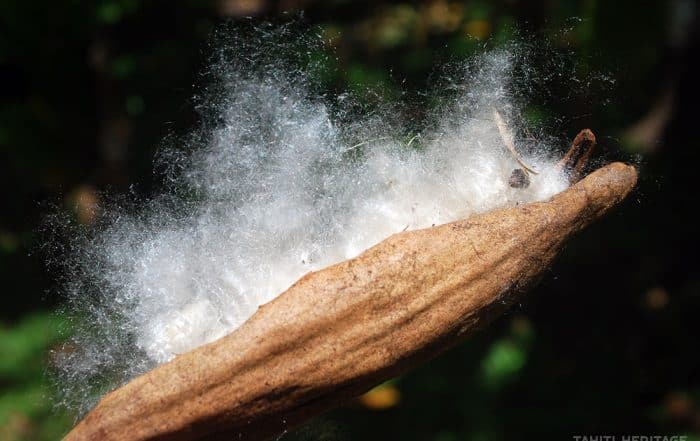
[0,313,71,440]
[1,0,699,440]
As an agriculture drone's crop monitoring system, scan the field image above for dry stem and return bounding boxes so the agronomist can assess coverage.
[493,109,538,175]
[557,129,597,182]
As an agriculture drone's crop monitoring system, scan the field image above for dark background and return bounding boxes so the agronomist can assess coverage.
[1,1,699,440]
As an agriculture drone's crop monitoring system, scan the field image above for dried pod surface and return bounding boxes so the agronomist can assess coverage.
[65,162,637,441]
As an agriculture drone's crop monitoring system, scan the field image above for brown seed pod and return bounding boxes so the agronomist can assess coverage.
[65,162,637,441]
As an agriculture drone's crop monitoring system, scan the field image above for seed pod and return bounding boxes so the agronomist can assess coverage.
[65,162,637,441]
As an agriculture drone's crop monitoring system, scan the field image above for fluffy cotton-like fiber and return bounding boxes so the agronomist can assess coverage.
[51,28,569,414]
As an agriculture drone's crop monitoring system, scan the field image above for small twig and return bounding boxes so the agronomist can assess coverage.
[344,133,421,154]
[405,133,421,149]
[522,125,538,143]
[344,136,391,153]
[493,109,538,175]
[557,129,597,183]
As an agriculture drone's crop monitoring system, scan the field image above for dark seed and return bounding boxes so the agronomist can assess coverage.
[509,168,530,188]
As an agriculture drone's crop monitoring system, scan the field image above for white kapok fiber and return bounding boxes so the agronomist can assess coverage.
[51,26,569,414]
